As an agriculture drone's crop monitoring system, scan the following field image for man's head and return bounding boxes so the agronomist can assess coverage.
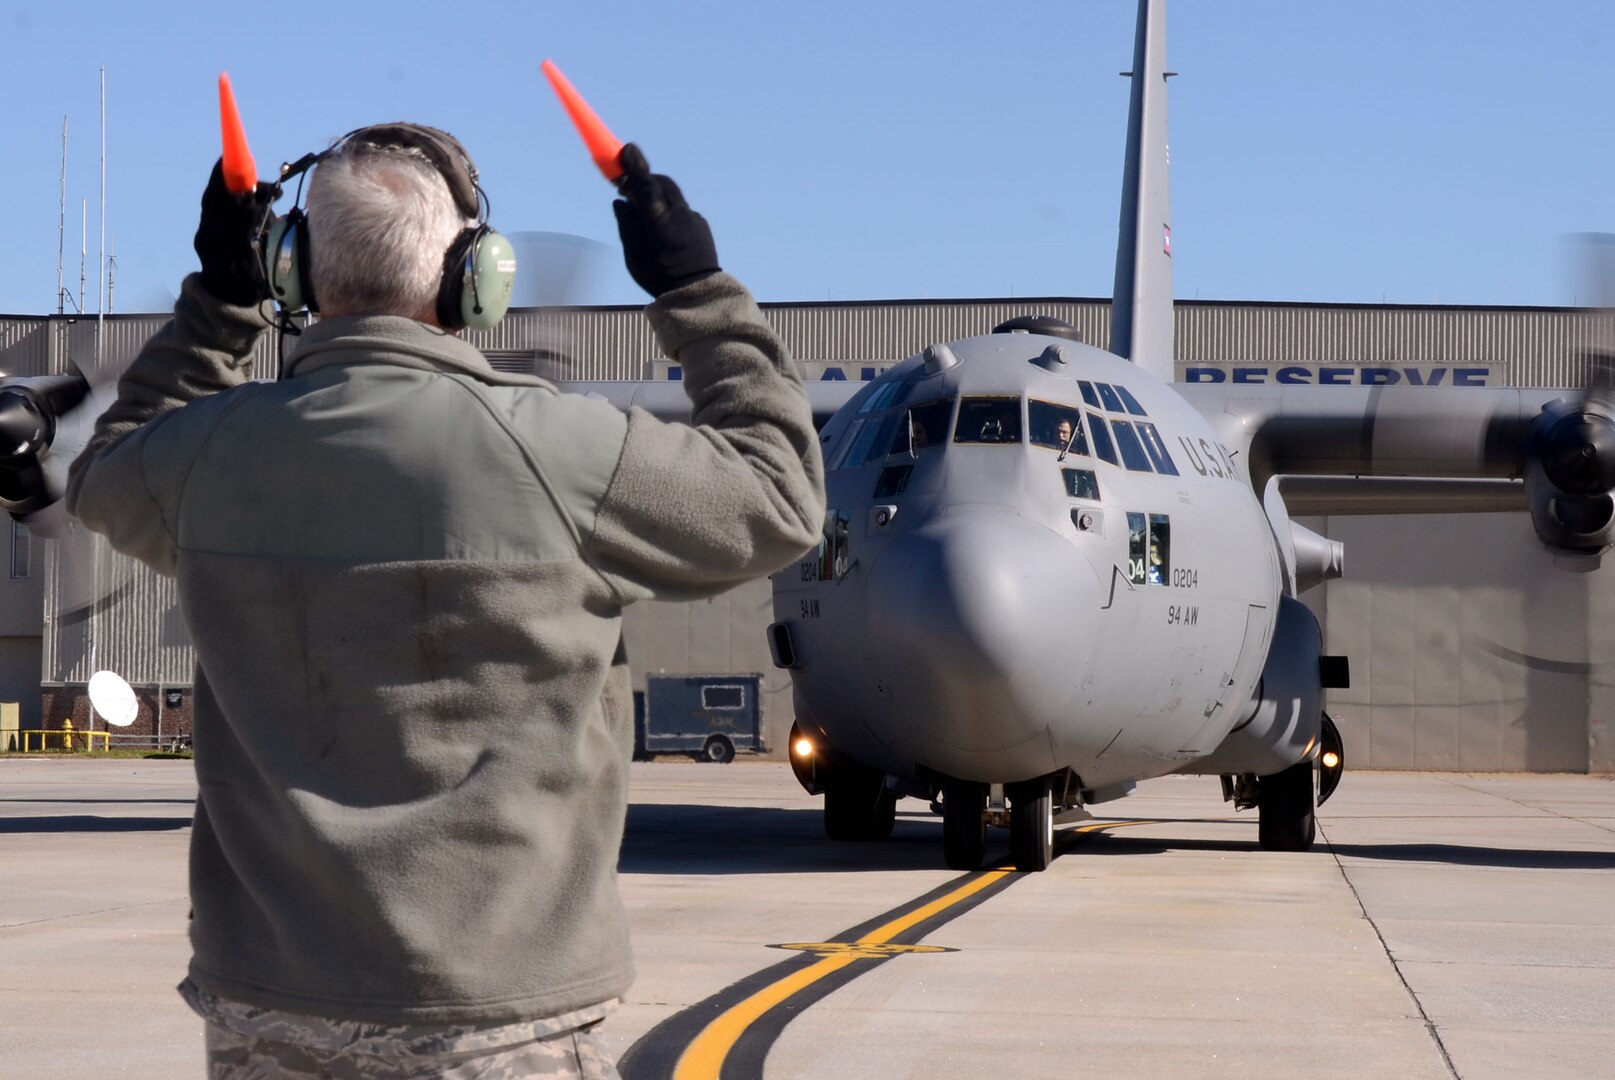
[1054,418,1074,448]
[305,135,477,323]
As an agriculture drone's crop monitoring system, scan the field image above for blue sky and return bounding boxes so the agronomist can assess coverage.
[2,0,1612,315]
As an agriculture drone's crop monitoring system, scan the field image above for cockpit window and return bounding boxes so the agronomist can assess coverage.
[1078,381,1101,409]
[858,381,901,414]
[1115,385,1147,416]
[1095,382,1126,413]
[1087,412,1118,464]
[1109,419,1154,472]
[844,412,893,469]
[827,419,866,470]
[891,398,953,455]
[954,397,1023,445]
[1062,468,1101,500]
[1029,400,1087,454]
[1137,422,1179,475]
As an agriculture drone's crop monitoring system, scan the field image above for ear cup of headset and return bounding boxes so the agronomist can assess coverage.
[262,211,316,313]
[437,226,517,331]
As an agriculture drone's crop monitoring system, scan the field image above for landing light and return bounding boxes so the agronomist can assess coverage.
[1321,751,1341,769]
[793,738,814,759]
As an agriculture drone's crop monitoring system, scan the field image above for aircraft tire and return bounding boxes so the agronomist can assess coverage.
[1257,760,1316,851]
[941,780,987,870]
[1008,776,1053,872]
[824,764,896,841]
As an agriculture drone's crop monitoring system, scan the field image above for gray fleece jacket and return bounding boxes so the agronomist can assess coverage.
[66,271,825,1024]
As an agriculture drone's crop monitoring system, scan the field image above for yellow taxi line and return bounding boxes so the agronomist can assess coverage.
[669,818,1159,1080]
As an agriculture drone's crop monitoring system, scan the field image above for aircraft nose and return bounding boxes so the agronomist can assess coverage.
[865,512,1101,778]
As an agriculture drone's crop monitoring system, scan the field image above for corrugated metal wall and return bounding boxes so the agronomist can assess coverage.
[0,318,50,377]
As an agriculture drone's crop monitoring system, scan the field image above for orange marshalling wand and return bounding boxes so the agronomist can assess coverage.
[217,73,257,194]
[540,59,625,184]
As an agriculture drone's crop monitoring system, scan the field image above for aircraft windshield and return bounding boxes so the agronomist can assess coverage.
[1030,401,1087,454]
[954,397,1022,445]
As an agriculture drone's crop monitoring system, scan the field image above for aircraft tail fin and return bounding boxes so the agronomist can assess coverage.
[1109,0,1175,381]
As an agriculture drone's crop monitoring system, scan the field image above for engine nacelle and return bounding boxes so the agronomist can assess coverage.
[1176,596,1323,776]
[1526,399,1615,568]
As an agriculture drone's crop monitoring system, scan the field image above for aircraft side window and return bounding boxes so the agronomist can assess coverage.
[874,464,913,498]
[954,397,1023,445]
[1148,514,1170,585]
[892,398,953,455]
[1109,420,1154,472]
[1062,468,1101,500]
[1115,385,1148,416]
[827,419,866,471]
[1127,512,1148,584]
[1137,422,1180,476]
[1029,400,1087,454]
[1078,381,1101,409]
[817,508,851,581]
[1087,412,1118,464]
[1096,382,1126,413]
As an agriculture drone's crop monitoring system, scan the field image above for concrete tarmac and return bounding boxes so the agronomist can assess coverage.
[1,758,1611,1079]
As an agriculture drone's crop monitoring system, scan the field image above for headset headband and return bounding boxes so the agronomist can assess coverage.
[278,123,483,220]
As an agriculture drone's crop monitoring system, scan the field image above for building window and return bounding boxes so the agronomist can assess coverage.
[10,521,29,579]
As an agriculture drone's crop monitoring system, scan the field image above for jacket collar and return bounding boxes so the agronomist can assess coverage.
[282,315,552,389]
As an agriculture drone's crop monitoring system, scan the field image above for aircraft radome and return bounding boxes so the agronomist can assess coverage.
[2,0,1610,875]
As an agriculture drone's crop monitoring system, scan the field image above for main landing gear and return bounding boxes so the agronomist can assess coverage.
[1239,713,1345,852]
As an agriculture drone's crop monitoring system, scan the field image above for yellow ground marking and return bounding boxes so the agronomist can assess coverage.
[669,817,1160,1080]
[776,941,954,959]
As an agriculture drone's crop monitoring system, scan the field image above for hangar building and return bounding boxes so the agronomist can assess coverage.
[0,296,1608,771]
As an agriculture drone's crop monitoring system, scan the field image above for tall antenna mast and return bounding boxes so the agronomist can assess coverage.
[57,117,66,315]
[97,67,105,367]
[79,199,86,315]
[107,241,116,314]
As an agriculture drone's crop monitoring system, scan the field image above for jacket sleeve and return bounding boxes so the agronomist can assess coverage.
[586,272,827,603]
[66,274,271,574]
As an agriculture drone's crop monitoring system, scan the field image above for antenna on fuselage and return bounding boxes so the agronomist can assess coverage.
[1110,0,1175,382]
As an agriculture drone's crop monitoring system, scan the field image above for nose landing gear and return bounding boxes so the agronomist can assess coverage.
[1006,775,1054,872]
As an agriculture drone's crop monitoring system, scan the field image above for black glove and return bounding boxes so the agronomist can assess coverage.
[193,159,278,306]
[612,143,721,298]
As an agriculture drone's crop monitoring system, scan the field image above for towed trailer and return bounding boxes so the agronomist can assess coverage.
[635,674,764,763]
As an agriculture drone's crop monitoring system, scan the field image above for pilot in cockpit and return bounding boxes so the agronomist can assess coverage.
[979,417,1005,442]
[1052,417,1075,452]
[910,413,930,450]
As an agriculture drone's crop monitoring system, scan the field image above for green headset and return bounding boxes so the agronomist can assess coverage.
[261,123,517,331]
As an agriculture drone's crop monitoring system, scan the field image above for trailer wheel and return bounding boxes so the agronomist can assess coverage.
[702,736,736,764]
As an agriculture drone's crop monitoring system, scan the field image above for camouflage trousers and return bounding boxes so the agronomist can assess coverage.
[183,980,621,1079]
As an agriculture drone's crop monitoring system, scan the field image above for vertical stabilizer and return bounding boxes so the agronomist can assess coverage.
[1109,0,1174,381]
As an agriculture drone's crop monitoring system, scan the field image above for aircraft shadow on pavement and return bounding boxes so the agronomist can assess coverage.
[1079,830,1615,870]
[621,804,961,874]
[0,814,192,834]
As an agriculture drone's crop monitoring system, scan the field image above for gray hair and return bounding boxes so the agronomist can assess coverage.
[306,143,474,319]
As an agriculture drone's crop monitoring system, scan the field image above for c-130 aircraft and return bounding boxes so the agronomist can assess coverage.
[577,0,1615,872]
[0,1,1608,874]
